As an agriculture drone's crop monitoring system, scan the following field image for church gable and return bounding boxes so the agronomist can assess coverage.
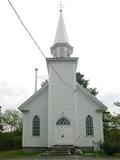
[76,82,107,111]
[19,84,48,112]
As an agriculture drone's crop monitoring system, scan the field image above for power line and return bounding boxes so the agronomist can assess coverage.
[7,0,73,90]
[7,0,46,58]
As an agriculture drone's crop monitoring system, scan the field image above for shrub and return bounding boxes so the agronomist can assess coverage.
[103,129,120,155]
[0,132,22,151]
[103,141,119,155]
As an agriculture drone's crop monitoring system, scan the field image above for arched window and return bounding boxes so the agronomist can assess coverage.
[86,115,94,136]
[32,115,40,136]
[56,118,70,125]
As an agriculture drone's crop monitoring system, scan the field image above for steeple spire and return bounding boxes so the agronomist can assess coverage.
[50,8,73,58]
[54,11,69,44]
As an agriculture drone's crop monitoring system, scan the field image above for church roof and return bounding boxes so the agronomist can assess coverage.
[76,82,107,111]
[18,84,48,112]
[54,10,69,44]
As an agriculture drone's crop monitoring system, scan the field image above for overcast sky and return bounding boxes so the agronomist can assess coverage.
[0,0,120,114]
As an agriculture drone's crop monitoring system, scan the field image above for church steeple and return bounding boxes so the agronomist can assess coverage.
[51,10,73,58]
[54,10,69,44]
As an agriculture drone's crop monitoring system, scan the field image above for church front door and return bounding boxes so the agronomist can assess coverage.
[55,118,73,145]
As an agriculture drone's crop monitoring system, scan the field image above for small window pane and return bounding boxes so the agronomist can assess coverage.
[32,115,40,136]
[86,115,94,136]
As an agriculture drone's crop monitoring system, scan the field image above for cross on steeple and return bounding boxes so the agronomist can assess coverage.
[58,0,64,12]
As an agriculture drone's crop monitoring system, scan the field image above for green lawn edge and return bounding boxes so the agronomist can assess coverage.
[0,150,41,159]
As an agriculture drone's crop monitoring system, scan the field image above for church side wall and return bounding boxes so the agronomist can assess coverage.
[22,88,48,148]
[75,88,104,148]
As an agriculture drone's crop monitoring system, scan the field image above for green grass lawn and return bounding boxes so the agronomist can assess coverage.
[0,149,120,159]
[0,150,41,159]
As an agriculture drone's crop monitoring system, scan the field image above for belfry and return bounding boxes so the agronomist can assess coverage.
[51,10,73,58]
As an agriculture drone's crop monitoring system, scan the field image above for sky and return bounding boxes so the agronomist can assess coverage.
[0,0,120,114]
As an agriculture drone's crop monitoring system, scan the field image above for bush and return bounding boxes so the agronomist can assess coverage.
[0,132,22,151]
[103,141,119,155]
[103,129,120,155]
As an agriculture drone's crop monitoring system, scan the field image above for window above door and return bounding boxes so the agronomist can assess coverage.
[56,118,70,125]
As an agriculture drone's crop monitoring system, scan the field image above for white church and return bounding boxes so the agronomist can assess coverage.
[19,9,107,151]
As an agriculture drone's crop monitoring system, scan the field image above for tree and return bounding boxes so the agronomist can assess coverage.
[103,112,120,132]
[41,80,48,88]
[114,102,120,107]
[0,107,3,133]
[102,112,120,155]
[76,72,98,96]
[111,114,120,129]
[0,120,3,133]
[103,112,113,136]
[3,110,22,132]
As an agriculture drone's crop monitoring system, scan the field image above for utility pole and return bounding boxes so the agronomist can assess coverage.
[35,68,38,93]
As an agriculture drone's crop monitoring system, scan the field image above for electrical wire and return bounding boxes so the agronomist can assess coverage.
[8,0,46,58]
[7,0,73,90]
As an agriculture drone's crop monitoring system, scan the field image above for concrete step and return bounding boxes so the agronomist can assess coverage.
[49,149,71,156]
[49,146,72,156]
[52,145,74,148]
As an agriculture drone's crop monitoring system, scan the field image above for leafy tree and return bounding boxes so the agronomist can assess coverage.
[103,112,120,133]
[0,121,3,133]
[88,88,98,96]
[111,114,120,129]
[0,119,3,133]
[0,107,3,133]
[41,80,48,87]
[0,125,3,132]
[102,112,120,155]
[3,110,22,132]
[114,102,120,107]
[76,72,89,88]
[103,112,113,136]
[76,72,98,96]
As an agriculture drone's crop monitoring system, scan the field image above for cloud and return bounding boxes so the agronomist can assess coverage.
[0,81,30,110]
[97,91,120,114]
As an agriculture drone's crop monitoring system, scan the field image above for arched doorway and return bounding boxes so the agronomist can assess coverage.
[55,117,73,145]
